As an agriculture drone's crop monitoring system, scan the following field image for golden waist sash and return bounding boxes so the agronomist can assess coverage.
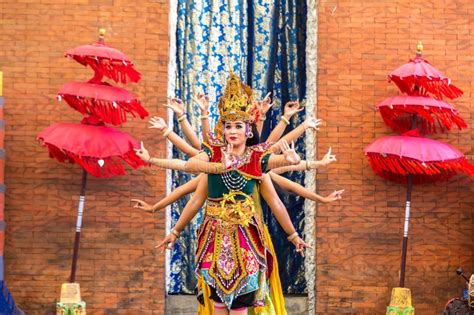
[205,192,255,226]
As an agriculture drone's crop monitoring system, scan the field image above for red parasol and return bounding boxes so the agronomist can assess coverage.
[38,29,148,285]
[66,43,141,84]
[58,82,148,125]
[366,43,473,292]
[388,54,463,100]
[365,129,474,184]
[377,95,467,134]
[38,119,146,178]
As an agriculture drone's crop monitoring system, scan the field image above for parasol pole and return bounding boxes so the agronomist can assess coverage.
[399,113,418,287]
[69,169,88,283]
[399,173,413,287]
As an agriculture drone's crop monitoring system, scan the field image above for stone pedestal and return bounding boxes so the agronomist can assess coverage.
[56,283,86,315]
[386,287,415,315]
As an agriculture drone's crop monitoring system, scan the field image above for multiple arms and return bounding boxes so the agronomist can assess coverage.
[269,172,343,203]
[156,175,209,252]
[259,174,312,257]
[131,175,202,213]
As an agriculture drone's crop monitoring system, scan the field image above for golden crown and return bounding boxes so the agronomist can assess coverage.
[217,73,256,123]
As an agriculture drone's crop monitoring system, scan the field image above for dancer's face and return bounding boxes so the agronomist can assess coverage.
[224,120,247,146]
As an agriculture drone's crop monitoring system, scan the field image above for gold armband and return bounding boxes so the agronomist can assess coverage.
[162,128,172,137]
[287,232,299,242]
[281,116,290,125]
[171,228,181,238]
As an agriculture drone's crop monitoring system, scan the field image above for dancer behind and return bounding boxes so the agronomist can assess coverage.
[135,74,312,314]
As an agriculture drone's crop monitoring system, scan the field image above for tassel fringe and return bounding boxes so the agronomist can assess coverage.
[72,55,141,84]
[366,153,474,184]
[44,143,147,178]
[62,94,148,126]
[390,76,463,100]
[379,105,467,134]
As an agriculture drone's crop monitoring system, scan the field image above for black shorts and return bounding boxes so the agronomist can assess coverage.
[197,286,256,310]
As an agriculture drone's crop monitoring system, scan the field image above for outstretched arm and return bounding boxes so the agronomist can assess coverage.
[132,175,202,213]
[165,98,201,149]
[272,147,337,174]
[135,143,227,174]
[266,101,304,143]
[259,174,311,257]
[192,94,211,143]
[149,116,200,157]
[156,175,208,252]
[269,172,343,203]
[268,116,322,153]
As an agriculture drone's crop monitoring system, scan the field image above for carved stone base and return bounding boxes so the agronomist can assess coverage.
[56,283,86,315]
[386,287,415,315]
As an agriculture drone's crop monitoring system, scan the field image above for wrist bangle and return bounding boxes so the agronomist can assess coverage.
[171,228,181,238]
[281,116,290,125]
[287,232,298,242]
[162,128,172,137]
[147,157,153,166]
[305,160,310,171]
[200,115,209,120]
[177,114,186,122]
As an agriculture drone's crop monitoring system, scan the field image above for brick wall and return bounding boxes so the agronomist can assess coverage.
[316,1,473,314]
[0,1,169,314]
[0,1,473,315]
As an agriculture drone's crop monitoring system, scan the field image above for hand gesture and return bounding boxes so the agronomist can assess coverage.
[149,116,168,132]
[222,143,237,169]
[280,140,301,165]
[131,199,156,213]
[283,100,304,119]
[192,93,210,115]
[134,141,151,163]
[164,97,185,117]
[255,92,273,117]
[322,189,344,203]
[304,116,323,130]
[155,233,178,253]
[320,147,336,166]
[291,236,313,257]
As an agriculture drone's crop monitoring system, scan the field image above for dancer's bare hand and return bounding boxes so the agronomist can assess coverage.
[131,199,156,213]
[291,236,312,257]
[283,100,304,119]
[319,147,336,166]
[281,140,300,165]
[322,189,344,203]
[134,142,151,162]
[149,116,168,132]
[222,143,237,169]
[192,93,210,115]
[156,234,178,253]
[304,116,323,130]
[255,92,273,117]
[163,97,186,117]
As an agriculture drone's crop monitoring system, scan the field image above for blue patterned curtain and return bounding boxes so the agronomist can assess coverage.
[169,0,307,294]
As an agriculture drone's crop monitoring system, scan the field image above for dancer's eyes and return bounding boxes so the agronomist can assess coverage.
[235,124,243,129]
[225,124,231,129]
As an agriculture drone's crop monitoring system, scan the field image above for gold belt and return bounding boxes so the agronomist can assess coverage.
[205,191,255,226]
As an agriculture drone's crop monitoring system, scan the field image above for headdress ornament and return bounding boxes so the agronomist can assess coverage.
[214,73,259,139]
